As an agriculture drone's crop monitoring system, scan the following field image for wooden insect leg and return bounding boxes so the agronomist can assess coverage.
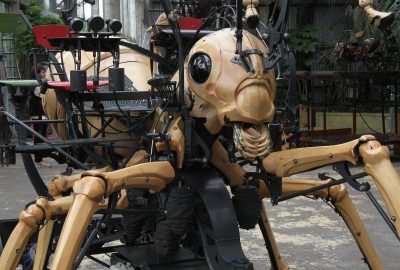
[359,140,400,234]
[259,204,290,270]
[0,197,72,270]
[329,183,383,270]
[0,205,44,269]
[50,161,175,270]
[48,166,110,196]
[260,178,383,270]
[359,0,394,28]
[50,176,105,270]
[48,150,149,196]
[33,220,55,270]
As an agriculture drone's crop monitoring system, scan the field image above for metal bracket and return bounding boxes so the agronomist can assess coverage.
[334,162,370,192]
[246,171,282,206]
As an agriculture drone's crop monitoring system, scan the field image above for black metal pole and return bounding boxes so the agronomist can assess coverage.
[2,110,89,170]
[235,0,243,54]
[366,191,400,240]
[160,0,193,161]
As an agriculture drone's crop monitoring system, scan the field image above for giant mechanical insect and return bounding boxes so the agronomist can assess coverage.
[0,0,398,269]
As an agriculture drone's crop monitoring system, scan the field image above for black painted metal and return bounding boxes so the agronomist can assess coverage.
[70,70,87,92]
[366,191,400,241]
[3,110,89,170]
[47,37,121,52]
[277,169,368,203]
[334,162,370,192]
[70,91,152,102]
[109,67,125,91]
[257,218,279,270]
[119,40,175,73]
[10,98,49,196]
[184,171,253,270]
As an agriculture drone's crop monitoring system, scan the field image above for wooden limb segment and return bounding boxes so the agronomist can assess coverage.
[262,135,375,177]
[51,161,175,269]
[48,167,110,196]
[0,197,72,270]
[259,178,383,270]
[33,220,55,270]
[259,204,290,270]
[359,140,400,234]
[330,184,383,270]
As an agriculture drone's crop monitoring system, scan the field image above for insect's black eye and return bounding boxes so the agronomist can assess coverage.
[189,53,212,84]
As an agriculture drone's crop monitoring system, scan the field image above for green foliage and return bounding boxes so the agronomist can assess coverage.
[345,0,400,70]
[346,0,400,38]
[288,24,319,67]
[15,0,63,56]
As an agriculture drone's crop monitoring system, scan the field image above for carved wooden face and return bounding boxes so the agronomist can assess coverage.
[186,29,276,134]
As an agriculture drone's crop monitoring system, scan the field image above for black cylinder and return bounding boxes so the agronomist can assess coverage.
[70,70,87,92]
[232,185,261,230]
[109,67,125,91]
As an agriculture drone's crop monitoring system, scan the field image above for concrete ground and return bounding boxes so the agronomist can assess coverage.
[0,156,398,269]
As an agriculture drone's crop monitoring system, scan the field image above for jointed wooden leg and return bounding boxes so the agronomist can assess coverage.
[359,140,400,234]
[330,184,383,269]
[48,150,149,196]
[51,161,175,270]
[0,205,44,269]
[33,220,55,270]
[260,178,383,270]
[48,167,110,196]
[259,204,290,270]
[0,197,72,270]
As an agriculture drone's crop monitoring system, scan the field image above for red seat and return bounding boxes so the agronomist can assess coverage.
[32,25,71,49]
[178,17,202,30]
[47,80,109,92]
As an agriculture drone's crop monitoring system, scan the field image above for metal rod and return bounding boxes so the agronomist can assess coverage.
[257,218,279,269]
[395,78,398,134]
[2,110,89,170]
[92,117,114,138]
[235,0,243,54]
[12,119,66,124]
[160,0,192,161]
[86,255,110,268]
[73,227,99,269]
[278,172,368,203]
[96,208,160,215]
[18,10,33,30]
[366,191,400,241]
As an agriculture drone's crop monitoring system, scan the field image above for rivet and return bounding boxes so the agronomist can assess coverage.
[173,126,178,130]
[293,159,298,164]
[356,232,361,236]
[328,153,333,159]
[391,216,397,222]
[16,248,21,254]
